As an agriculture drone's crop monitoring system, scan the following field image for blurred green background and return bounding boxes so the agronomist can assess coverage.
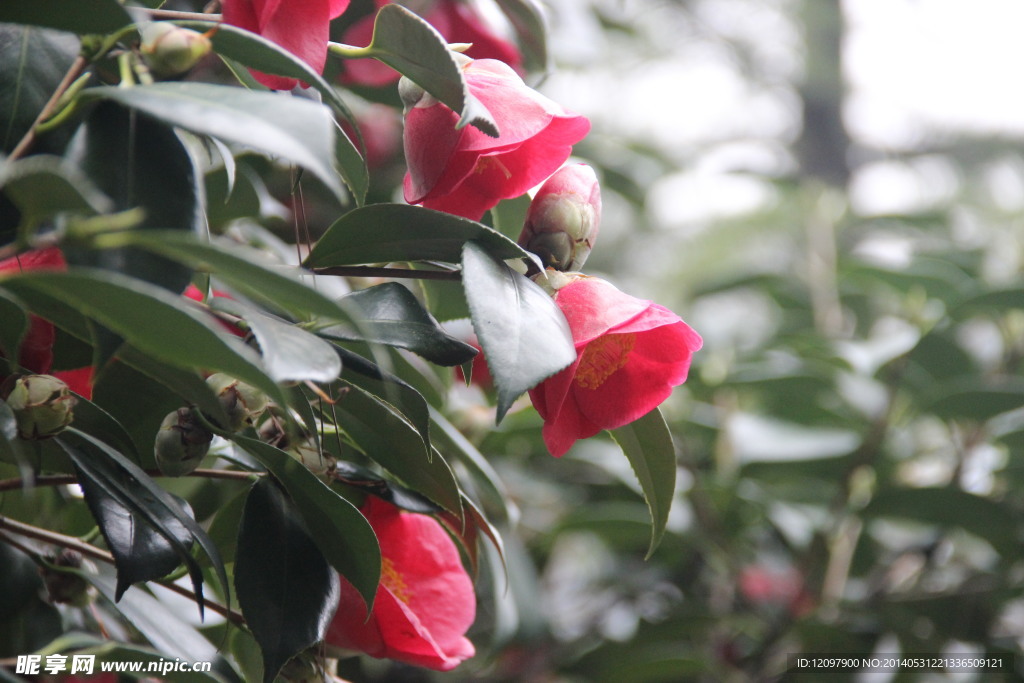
[429,1,1024,681]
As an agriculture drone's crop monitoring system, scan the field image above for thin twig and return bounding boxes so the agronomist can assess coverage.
[312,265,463,281]
[0,468,258,493]
[8,55,89,162]
[0,517,244,626]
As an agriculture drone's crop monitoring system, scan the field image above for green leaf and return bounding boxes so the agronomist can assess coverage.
[305,203,530,268]
[361,4,498,136]
[72,451,195,600]
[76,571,221,664]
[924,376,1024,422]
[864,487,1023,560]
[0,289,27,368]
[461,240,575,421]
[0,0,130,34]
[81,83,347,204]
[0,542,62,658]
[609,408,677,558]
[236,477,339,683]
[333,346,432,454]
[233,434,380,611]
[217,301,342,384]
[174,19,368,203]
[90,229,348,323]
[1,268,287,409]
[0,155,112,230]
[0,25,80,156]
[334,381,463,514]
[61,429,230,617]
[65,102,199,297]
[59,435,203,604]
[494,0,549,73]
[325,282,477,366]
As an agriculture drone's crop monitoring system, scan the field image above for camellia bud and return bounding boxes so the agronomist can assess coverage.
[154,408,213,477]
[206,373,269,432]
[40,549,94,607]
[518,163,602,271]
[2,374,77,440]
[139,22,212,77]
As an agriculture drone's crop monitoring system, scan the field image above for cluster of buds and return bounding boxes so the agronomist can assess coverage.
[1,374,77,440]
[258,407,336,476]
[154,373,272,477]
[518,163,602,272]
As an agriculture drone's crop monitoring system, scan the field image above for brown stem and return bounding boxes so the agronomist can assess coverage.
[0,468,258,493]
[312,265,462,281]
[8,55,89,162]
[0,516,245,626]
[146,10,223,22]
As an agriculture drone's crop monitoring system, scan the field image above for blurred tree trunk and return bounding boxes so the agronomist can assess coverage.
[796,0,849,188]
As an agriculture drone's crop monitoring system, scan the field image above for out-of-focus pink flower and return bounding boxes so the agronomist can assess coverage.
[339,0,523,88]
[528,276,702,457]
[403,58,589,221]
[518,163,602,271]
[326,496,476,671]
[739,565,815,617]
[221,0,351,90]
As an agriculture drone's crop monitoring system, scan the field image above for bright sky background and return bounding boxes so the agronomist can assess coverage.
[546,0,1024,228]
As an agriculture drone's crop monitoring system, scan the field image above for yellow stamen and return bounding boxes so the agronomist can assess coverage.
[574,333,635,390]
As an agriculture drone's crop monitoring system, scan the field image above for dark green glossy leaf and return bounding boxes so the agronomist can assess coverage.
[174,19,368,203]
[0,0,130,34]
[462,240,575,421]
[65,101,198,299]
[325,282,477,366]
[0,155,112,229]
[331,461,440,515]
[334,381,462,514]
[60,435,201,603]
[304,203,529,268]
[91,229,348,323]
[0,25,79,156]
[362,4,497,136]
[609,407,677,558]
[333,345,431,453]
[81,83,346,203]
[864,487,1023,560]
[233,434,380,610]
[0,268,287,409]
[236,478,339,683]
[924,376,1024,422]
[61,429,230,616]
[216,301,342,384]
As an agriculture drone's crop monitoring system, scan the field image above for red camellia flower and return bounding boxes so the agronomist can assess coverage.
[326,496,476,671]
[0,247,95,399]
[403,58,590,221]
[221,0,351,90]
[340,0,523,88]
[528,276,703,457]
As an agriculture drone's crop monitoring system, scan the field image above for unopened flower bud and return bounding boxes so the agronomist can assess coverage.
[40,549,94,607]
[289,439,335,475]
[519,164,602,271]
[206,373,268,432]
[2,374,76,439]
[140,22,212,77]
[154,408,213,476]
